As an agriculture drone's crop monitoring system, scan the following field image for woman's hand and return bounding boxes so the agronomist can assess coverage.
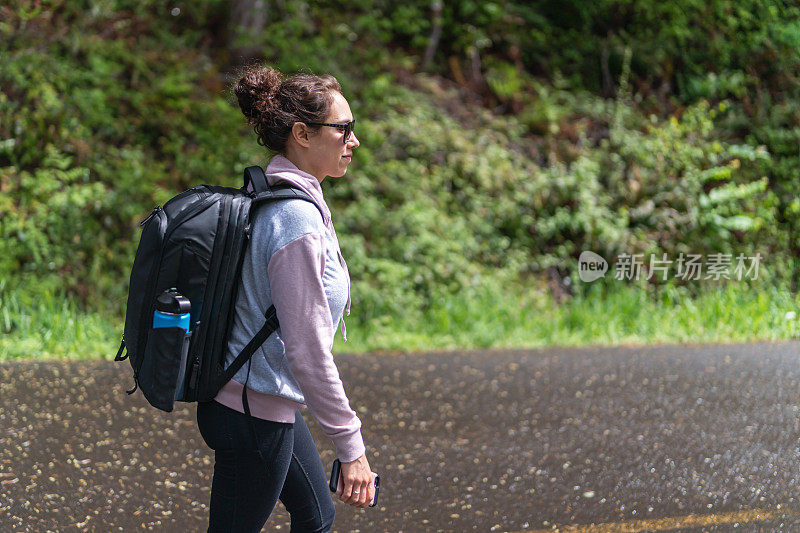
[338,454,374,508]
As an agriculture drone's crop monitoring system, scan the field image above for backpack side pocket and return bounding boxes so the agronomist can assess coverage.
[139,326,185,412]
[174,330,193,403]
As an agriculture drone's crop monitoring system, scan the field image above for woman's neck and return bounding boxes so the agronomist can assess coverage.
[282,149,323,183]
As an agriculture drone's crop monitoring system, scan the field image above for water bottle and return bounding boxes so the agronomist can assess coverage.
[153,288,192,401]
[153,288,191,330]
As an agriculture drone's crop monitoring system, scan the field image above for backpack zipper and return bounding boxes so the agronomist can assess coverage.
[132,195,221,382]
[188,194,233,400]
[131,206,167,390]
[139,206,160,227]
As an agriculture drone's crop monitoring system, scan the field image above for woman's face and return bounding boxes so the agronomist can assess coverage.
[306,91,360,180]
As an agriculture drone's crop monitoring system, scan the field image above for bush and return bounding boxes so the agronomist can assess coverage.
[0,0,795,331]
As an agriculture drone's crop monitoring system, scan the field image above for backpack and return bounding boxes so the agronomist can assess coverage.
[114,166,320,412]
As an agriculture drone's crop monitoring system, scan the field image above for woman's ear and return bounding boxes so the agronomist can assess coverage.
[291,122,312,148]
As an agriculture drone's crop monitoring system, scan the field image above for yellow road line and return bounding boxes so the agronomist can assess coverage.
[521,507,797,533]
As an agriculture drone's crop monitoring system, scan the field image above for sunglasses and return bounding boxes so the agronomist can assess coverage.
[304,119,356,144]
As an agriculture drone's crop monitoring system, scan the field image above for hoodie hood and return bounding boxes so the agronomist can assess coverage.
[263,154,331,226]
[262,155,352,340]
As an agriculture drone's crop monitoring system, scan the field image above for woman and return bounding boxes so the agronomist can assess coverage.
[196,65,374,532]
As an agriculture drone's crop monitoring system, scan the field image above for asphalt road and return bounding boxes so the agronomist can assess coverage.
[2,341,800,532]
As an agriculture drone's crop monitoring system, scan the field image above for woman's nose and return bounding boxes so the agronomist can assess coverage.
[347,133,360,148]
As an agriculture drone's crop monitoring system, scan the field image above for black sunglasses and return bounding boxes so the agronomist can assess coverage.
[304,119,356,144]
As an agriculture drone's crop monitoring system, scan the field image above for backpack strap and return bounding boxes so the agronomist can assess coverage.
[219,166,325,387]
[222,305,280,467]
[244,165,326,220]
[243,165,269,193]
[222,305,280,382]
[253,184,326,222]
[241,356,266,464]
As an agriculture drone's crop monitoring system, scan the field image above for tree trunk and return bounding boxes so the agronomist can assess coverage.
[228,0,269,64]
[421,0,443,71]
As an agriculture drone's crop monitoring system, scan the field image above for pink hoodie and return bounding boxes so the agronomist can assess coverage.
[214,155,364,462]
[264,156,352,340]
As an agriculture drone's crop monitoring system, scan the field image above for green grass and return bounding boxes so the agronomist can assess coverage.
[335,280,800,353]
[1,279,798,360]
[0,280,122,359]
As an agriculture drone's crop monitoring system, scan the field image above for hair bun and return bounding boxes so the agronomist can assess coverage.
[232,66,342,153]
[234,66,283,123]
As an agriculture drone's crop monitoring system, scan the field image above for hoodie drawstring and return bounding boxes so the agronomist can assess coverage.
[264,155,353,343]
[336,248,351,343]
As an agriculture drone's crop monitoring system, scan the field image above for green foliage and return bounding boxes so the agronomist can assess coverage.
[3,273,795,360]
[340,276,800,351]
[603,99,771,256]
[0,279,118,359]
[1,0,797,359]
[0,0,257,308]
[315,0,799,292]
[325,74,772,315]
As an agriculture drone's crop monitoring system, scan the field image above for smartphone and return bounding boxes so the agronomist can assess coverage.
[329,458,380,507]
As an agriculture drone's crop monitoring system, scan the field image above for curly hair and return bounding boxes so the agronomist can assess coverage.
[234,65,342,153]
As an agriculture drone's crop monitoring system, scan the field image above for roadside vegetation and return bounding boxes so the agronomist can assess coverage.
[1,1,798,359]
[2,278,796,359]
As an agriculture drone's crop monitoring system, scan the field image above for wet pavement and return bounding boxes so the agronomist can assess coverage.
[2,341,800,532]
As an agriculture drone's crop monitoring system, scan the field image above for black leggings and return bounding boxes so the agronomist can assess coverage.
[197,400,335,532]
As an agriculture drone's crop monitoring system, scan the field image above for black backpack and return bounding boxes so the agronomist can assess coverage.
[114,166,320,412]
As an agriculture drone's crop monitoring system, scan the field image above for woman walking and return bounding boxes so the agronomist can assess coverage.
[196,65,374,532]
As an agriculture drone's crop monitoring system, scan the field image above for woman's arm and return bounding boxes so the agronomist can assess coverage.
[267,232,365,462]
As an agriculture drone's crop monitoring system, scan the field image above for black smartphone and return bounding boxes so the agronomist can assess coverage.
[329,458,380,507]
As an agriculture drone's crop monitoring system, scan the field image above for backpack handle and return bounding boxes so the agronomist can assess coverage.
[243,165,269,194]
